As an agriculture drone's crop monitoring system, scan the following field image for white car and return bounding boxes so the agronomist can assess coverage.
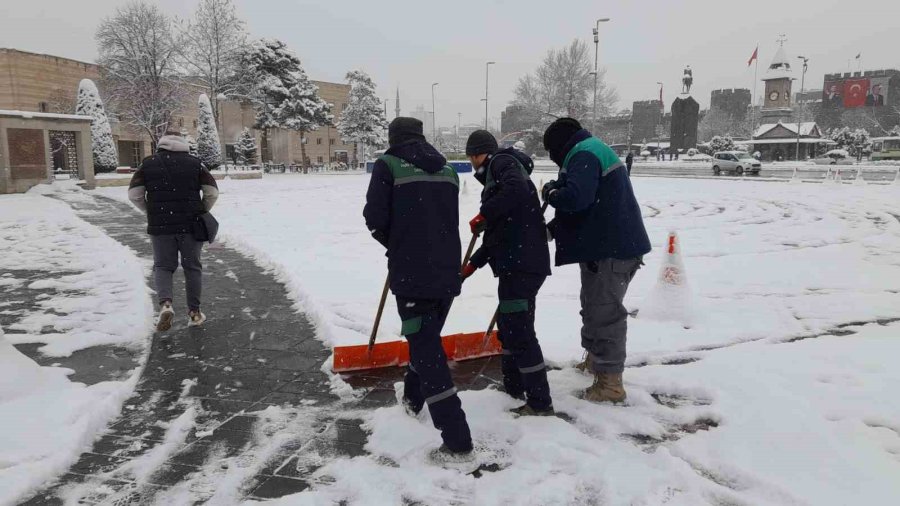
[813,149,853,166]
[712,151,761,176]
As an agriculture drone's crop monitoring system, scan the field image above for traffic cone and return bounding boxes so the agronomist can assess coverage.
[892,168,900,186]
[834,168,843,184]
[789,167,801,184]
[853,167,867,186]
[638,231,695,327]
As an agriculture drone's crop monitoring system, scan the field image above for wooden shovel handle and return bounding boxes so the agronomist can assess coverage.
[480,308,500,351]
[461,231,479,269]
[368,275,390,352]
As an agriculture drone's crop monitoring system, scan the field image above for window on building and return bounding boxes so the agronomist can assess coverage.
[342,103,348,111]
[330,155,336,163]
[193,120,198,128]
[178,117,184,128]
[330,138,335,145]
[317,138,322,145]
[317,156,323,163]
[39,102,49,113]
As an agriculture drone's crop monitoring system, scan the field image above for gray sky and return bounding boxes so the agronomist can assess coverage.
[2,0,898,129]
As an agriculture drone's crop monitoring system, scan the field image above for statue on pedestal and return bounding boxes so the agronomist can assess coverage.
[682,66,693,95]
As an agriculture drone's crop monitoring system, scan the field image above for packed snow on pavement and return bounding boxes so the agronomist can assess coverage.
[95,174,900,504]
[0,186,153,503]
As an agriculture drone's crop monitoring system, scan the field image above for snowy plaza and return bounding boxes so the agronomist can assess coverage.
[2,173,899,504]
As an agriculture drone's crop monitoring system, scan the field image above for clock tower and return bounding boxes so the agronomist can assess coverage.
[761,37,794,123]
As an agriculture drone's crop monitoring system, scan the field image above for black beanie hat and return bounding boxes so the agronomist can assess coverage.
[465,130,498,156]
[543,118,583,162]
[388,117,425,147]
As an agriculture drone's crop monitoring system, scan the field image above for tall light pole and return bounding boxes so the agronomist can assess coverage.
[795,56,809,162]
[484,61,495,130]
[592,18,611,133]
[656,81,664,157]
[431,82,439,143]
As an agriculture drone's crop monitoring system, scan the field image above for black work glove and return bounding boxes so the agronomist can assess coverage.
[541,180,558,204]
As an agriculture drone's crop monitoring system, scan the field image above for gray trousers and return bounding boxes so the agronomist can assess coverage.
[151,234,204,311]
[580,258,642,374]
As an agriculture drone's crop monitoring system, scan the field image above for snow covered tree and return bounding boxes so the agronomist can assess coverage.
[709,135,735,152]
[75,79,118,172]
[337,70,387,165]
[829,127,870,159]
[512,39,618,131]
[277,72,333,167]
[177,0,250,121]
[235,128,257,165]
[888,125,900,137]
[196,94,222,168]
[96,1,185,148]
[185,134,199,156]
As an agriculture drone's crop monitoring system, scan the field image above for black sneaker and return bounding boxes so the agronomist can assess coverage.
[509,404,555,417]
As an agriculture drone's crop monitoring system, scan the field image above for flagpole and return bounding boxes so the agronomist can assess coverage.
[752,45,759,131]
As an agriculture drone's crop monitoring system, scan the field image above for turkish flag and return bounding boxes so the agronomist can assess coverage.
[748,46,758,67]
[843,78,870,108]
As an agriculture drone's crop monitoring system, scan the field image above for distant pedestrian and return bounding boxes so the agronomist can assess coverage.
[462,130,554,417]
[541,118,651,404]
[364,117,474,465]
[128,132,219,331]
[625,152,634,175]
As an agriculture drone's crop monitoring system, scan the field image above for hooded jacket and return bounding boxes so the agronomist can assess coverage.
[469,148,551,277]
[128,135,219,236]
[363,140,462,299]
[546,129,651,265]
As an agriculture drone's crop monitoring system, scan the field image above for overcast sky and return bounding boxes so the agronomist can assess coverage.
[2,0,897,129]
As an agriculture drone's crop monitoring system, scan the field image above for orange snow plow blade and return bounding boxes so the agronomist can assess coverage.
[332,330,501,373]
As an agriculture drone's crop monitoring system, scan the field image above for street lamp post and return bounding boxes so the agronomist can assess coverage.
[431,82,439,144]
[795,56,809,162]
[656,81,663,158]
[592,18,611,132]
[485,61,495,130]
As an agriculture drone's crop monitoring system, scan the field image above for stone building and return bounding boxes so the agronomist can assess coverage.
[710,88,751,121]
[0,48,353,168]
[631,100,670,145]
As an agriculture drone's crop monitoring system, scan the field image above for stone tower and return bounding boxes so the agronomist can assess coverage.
[395,87,401,119]
[761,40,794,123]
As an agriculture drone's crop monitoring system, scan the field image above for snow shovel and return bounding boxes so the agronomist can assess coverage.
[332,232,502,373]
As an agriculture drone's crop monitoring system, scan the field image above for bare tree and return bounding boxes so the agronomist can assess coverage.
[177,0,249,121]
[513,39,618,131]
[96,1,185,148]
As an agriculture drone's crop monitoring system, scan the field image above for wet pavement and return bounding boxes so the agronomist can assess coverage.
[22,192,501,504]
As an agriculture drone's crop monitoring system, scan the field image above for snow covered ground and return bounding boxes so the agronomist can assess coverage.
[94,174,900,504]
[0,186,153,503]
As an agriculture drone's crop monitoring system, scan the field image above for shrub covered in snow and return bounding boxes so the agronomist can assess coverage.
[709,135,735,153]
[235,128,258,165]
[196,94,222,168]
[75,79,118,173]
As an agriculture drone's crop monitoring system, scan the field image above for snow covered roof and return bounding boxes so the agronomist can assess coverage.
[0,110,92,121]
[753,122,818,138]
[735,138,835,145]
[765,45,793,80]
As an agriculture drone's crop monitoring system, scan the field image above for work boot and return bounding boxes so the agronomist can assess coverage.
[427,444,476,473]
[156,302,174,332]
[509,404,555,417]
[583,372,627,404]
[575,353,590,374]
[188,310,206,327]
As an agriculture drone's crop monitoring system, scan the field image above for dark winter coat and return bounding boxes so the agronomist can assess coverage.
[363,140,462,299]
[546,130,651,265]
[128,136,218,236]
[470,148,551,277]
[625,152,634,175]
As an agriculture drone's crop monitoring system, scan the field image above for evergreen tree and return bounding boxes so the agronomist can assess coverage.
[709,135,735,152]
[196,94,222,168]
[235,128,258,165]
[337,70,387,165]
[75,79,118,172]
[277,67,333,167]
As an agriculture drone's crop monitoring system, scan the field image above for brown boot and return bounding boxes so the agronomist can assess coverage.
[583,372,627,404]
[575,353,590,374]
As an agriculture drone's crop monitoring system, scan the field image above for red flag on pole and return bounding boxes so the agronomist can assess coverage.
[748,46,759,67]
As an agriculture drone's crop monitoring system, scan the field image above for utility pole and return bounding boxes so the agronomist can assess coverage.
[795,56,809,162]
[657,82,664,158]
[431,82,439,144]
[484,61,495,130]
[592,18,611,133]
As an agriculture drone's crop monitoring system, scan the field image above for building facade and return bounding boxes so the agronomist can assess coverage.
[0,48,353,168]
[710,88,751,121]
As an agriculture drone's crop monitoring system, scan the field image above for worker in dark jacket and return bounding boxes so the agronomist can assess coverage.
[541,118,651,404]
[363,117,473,463]
[625,152,634,176]
[128,132,219,331]
[461,130,553,417]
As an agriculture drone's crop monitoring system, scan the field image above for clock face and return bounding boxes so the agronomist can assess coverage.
[769,91,780,101]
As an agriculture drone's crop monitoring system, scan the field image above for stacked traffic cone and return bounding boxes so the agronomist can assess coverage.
[789,167,801,184]
[638,231,695,327]
[834,167,843,185]
[853,167,867,186]
[892,168,900,186]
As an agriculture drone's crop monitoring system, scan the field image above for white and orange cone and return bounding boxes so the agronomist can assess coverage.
[638,231,695,327]
[789,167,801,184]
[892,168,900,186]
[834,167,843,184]
[853,167,867,186]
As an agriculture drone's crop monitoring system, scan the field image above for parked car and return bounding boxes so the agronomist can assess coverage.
[813,149,853,165]
[712,151,762,176]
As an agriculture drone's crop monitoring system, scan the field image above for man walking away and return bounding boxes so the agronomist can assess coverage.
[541,118,651,404]
[461,130,553,417]
[625,151,634,176]
[364,117,474,465]
[128,132,219,331]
